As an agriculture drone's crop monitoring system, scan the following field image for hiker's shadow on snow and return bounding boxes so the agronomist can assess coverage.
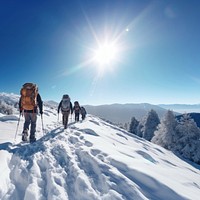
[0,126,64,169]
[0,142,13,151]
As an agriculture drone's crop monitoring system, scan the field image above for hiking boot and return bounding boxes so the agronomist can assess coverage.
[30,135,36,143]
[22,130,28,142]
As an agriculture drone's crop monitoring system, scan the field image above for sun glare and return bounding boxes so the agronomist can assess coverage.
[94,42,117,65]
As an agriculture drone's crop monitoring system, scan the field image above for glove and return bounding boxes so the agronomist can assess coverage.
[40,110,43,115]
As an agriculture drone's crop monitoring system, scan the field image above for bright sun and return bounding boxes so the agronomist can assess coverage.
[94,42,117,64]
[93,41,119,71]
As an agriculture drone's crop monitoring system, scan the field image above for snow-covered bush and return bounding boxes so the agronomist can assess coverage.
[0,100,13,115]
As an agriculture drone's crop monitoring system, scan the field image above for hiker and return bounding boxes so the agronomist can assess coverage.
[19,83,43,143]
[80,106,87,120]
[58,94,73,129]
[73,101,81,122]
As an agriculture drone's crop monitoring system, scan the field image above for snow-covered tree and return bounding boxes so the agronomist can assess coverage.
[124,122,128,130]
[137,109,160,141]
[152,112,200,164]
[152,110,177,149]
[143,109,160,141]
[192,140,200,164]
[129,117,139,135]
[136,118,145,138]
[175,114,200,163]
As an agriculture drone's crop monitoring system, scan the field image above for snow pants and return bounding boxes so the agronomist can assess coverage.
[62,111,70,129]
[81,114,86,120]
[23,112,37,137]
[75,112,80,122]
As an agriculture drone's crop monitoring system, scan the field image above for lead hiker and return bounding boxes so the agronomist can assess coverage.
[58,94,73,129]
[19,83,43,143]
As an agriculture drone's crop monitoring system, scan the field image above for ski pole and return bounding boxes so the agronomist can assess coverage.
[14,113,21,141]
[41,114,45,136]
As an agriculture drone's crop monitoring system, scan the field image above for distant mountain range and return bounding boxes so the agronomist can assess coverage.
[159,104,200,113]
[84,103,174,124]
[2,92,200,125]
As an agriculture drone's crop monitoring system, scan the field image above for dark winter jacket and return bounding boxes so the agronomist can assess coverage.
[73,105,81,114]
[81,107,87,116]
[58,101,73,114]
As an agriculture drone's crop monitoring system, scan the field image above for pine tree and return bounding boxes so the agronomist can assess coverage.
[136,119,144,138]
[129,117,139,135]
[143,109,160,141]
[175,114,200,163]
[137,109,160,141]
[152,110,177,149]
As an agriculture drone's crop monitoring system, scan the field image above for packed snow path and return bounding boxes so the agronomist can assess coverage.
[1,115,200,200]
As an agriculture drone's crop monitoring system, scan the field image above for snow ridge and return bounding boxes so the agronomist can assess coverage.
[0,115,200,200]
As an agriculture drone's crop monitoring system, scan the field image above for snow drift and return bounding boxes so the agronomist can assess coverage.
[0,105,200,199]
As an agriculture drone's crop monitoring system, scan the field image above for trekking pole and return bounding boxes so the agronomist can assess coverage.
[57,112,59,123]
[14,113,21,141]
[70,113,73,123]
[41,114,45,136]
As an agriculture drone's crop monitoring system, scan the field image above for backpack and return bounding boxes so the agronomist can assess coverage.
[20,83,38,110]
[61,95,70,112]
[81,107,86,115]
[74,101,80,111]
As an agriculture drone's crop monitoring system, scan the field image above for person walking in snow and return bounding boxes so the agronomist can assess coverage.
[19,83,43,143]
[80,106,87,120]
[73,101,81,122]
[58,94,73,129]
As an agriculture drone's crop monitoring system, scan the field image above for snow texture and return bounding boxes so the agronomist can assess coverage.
[0,104,200,200]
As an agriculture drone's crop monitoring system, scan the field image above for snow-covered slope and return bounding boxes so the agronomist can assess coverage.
[0,104,200,200]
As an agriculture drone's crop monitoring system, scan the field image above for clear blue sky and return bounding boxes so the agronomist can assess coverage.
[1,0,200,105]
